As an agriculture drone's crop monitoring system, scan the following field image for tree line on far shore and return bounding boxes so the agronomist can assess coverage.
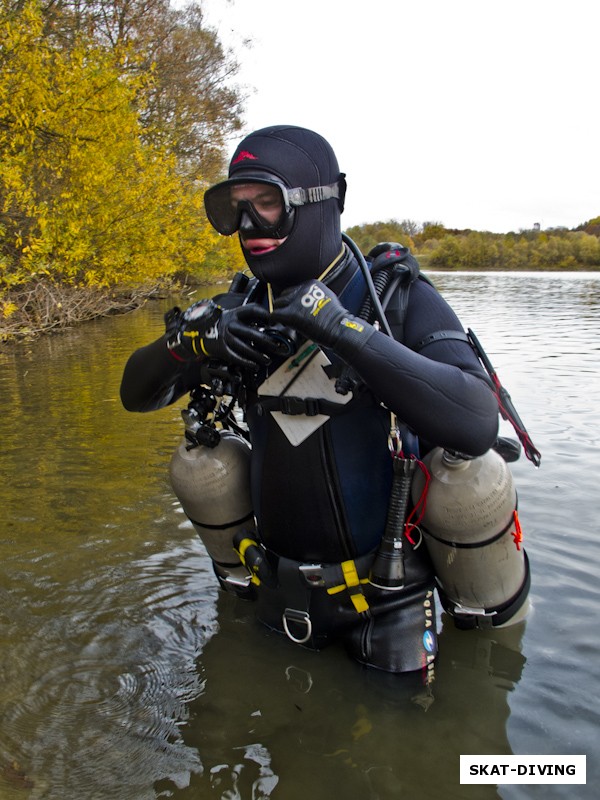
[1,3,598,340]
[345,218,600,271]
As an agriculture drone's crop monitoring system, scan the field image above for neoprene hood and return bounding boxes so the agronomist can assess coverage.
[227,125,346,289]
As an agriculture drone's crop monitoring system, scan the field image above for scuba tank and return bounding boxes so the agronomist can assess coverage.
[412,447,530,630]
[169,391,255,594]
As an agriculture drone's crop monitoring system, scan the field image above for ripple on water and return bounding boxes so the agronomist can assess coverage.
[0,539,217,798]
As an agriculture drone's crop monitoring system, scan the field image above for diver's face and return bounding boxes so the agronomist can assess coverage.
[230,183,283,225]
[231,184,289,256]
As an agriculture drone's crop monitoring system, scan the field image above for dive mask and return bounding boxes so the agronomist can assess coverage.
[204,175,344,238]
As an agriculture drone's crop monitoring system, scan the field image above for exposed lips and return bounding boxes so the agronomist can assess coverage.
[241,237,287,256]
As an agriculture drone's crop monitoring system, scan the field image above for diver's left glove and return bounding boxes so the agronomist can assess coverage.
[271,280,376,361]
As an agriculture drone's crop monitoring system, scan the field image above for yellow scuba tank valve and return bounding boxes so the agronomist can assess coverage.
[411,447,530,629]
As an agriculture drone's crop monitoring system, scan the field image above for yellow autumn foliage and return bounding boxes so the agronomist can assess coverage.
[0,1,220,291]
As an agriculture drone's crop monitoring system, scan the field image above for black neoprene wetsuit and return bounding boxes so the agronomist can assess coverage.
[120,251,499,672]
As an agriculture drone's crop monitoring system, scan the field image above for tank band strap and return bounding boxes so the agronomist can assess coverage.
[188,510,254,531]
[422,510,517,550]
[442,551,531,629]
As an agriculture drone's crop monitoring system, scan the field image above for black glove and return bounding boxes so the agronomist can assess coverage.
[271,280,375,361]
[165,298,224,361]
[203,303,289,368]
[166,299,278,368]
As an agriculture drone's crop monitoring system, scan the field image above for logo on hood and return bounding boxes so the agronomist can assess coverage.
[232,150,258,165]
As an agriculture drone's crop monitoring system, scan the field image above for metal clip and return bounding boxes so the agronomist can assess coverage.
[224,572,253,590]
[388,412,402,456]
[299,564,325,587]
[453,603,497,618]
[452,602,497,628]
[282,608,313,644]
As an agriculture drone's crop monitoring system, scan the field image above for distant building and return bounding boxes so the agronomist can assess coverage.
[533,222,541,232]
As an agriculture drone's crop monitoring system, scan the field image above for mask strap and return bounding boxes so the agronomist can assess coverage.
[288,181,342,208]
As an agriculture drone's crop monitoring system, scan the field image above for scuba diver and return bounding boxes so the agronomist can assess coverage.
[120,124,530,676]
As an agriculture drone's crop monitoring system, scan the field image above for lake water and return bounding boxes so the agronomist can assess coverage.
[0,271,598,799]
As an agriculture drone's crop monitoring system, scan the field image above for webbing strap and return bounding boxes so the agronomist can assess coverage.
[257,391,374,417]
[274,551,373,616]
[257,396,348,417]
[326,559,370,614]
[414,329,471,353]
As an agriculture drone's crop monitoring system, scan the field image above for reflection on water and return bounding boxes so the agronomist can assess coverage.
[161,594,526,800]
[1,274,599,799]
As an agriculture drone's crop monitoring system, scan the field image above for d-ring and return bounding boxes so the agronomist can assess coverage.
[282,608,312,644]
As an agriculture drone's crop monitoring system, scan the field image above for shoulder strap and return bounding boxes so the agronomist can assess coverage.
[381,272,432,343]
[364,242,422,343]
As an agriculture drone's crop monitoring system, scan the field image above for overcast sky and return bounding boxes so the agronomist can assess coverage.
[200,0,599,234]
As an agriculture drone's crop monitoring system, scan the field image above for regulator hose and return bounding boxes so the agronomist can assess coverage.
[335,235,396,395]
[342,233,393,337]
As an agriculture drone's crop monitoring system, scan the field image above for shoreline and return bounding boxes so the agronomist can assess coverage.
[1,267,598,344]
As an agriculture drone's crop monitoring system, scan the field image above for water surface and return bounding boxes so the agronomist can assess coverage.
[1,272,598,799]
